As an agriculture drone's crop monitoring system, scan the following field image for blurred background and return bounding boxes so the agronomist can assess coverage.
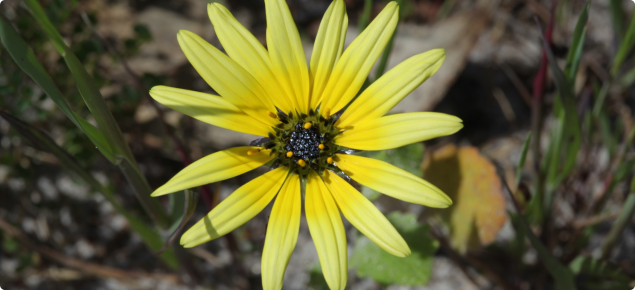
[1,0,634,289]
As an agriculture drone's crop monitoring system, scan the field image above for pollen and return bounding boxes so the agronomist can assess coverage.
[304,122,312,129]
[324,108,331,117]
[286,151,293,158]
[267,111,278,119]
[318,144,325,150]
[327,157,334,164]
[297,159,306,167]
[247,149,261,155]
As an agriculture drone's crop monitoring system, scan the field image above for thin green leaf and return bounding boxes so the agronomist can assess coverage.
[23,0,131,162]
[0,14,115,162]
[436,0,458,19]
[374,0,404,80]
[500,171,577,290]
[515,132,531,186]
[612,12,635,76]
[621,64,635,87]
[609,0,625,45]
[158,189,199,254]
[358,0,373,32]
[538,18,581,199]
[569,256,631,283]
[23,0,170,228]
[0,111,180,269]
[601,178,635,259]
[564,3,589,83]
[71,113,115,162]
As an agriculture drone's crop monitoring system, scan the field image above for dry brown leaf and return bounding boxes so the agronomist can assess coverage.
[423,144,507,254]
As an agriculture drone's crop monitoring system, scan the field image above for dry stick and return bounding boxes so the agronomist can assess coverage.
[80,13,241,263]
[573,212,619,229]
[0,218,180,282]
[500,64,533,107]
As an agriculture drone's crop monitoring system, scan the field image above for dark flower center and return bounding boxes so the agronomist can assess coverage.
[255,108,341,178]
[285,124,322,162]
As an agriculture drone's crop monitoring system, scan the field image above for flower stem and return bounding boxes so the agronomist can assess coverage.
[118,158,171,228]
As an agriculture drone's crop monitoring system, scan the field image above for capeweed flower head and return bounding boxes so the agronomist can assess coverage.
[149,0,463,289]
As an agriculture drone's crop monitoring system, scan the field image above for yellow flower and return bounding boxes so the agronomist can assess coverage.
[149,0,462,289]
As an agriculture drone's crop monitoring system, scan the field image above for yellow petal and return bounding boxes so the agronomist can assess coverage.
[149,86,271,136]
[266,0,309,112]
[152,146,274,197]
[180,167,287,247]
[177,30,276,126]
[208,4,294,113]
[305,171,347,290]
[262,174,301,290]
[309,0,348,108]
[338,49,446,128]
[336,112,463,151]
[334,154,452,208]
[323,170,410,257]
[319,2,398,115]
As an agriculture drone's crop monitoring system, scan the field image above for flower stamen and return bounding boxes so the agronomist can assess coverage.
[286,151,293,158]
[304,122,312,129]
[297,159,306,167]
[318,144,325,150]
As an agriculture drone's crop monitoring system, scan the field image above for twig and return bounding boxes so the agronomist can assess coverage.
[573,212,619,229]
[500,64,533,107]
[523,0,550,23]
[427,224,484,289]
[0,218,179,282]
[187,247,222,267]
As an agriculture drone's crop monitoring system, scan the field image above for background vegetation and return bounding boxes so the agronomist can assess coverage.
[1,0,634,289]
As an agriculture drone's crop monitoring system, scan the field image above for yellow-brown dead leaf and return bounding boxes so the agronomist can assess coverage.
[423,144,507,254]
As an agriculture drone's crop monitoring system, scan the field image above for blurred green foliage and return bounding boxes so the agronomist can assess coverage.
[350,212,437,286]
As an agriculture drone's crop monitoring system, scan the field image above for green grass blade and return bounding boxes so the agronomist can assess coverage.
[0,14,115,162]
[564,2,589,83]
[539,20,581,197]
[609,0,625,44]
[0,111,179,269]
[72,112,115,162]
[601,177,635,260]
[358,0,373,32]
[501,172,577,290]
[375,34,395,80]
[23,0,131,162]
[612,11,635,76]
[621,64,635,87]
[374,0,404,80]
[23,0,170,228]
[515,132,532,187]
